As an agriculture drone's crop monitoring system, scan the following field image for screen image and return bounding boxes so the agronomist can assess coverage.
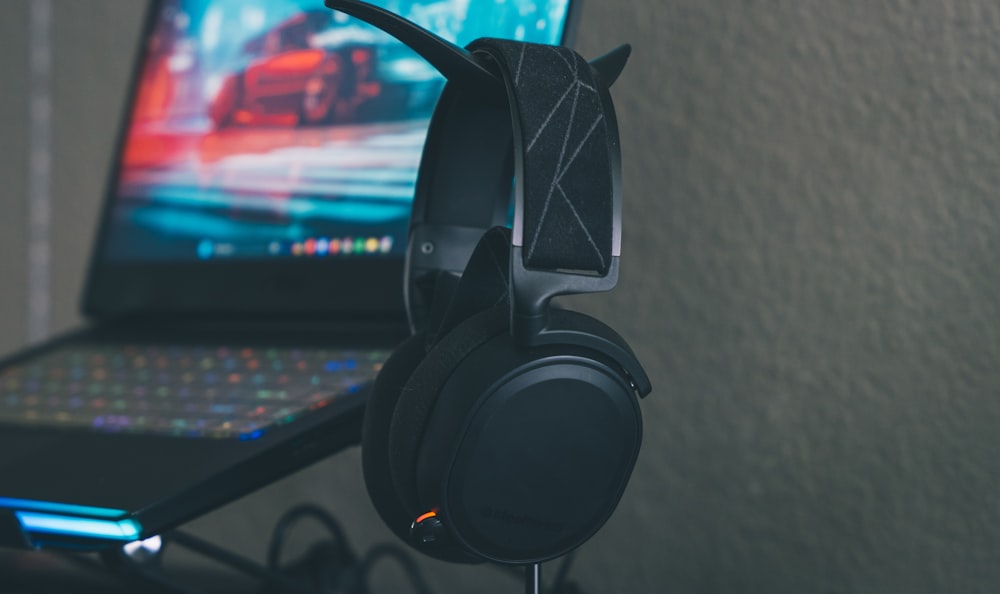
[102,0,572,262]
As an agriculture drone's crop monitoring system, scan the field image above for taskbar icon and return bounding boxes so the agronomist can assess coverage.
[287,236,393,258]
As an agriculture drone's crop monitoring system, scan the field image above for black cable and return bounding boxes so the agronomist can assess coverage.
[267,503,351,571]
[550,552,576,594]
[52,505,583,594]
[169,530,314,594]
[359,544,433,594]
[263,503,433,594]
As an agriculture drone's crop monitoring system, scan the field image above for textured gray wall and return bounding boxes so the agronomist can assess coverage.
[0,2,30,356]
[2,0,1000,592]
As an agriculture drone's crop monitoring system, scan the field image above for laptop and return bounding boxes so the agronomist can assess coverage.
[0,0,579,551]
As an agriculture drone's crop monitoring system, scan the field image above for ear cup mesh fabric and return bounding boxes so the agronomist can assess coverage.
[388,305,509,517]
[361,333,429,546]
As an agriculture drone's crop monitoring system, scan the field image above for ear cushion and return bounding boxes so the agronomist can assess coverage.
[548,307,641,364]
[388,306,641,516]
[427,227,511,344]
[387,304,509,520]
[361,332,429,547]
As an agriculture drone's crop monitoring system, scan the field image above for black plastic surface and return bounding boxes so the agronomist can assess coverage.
[414,336,641,564]
[0,320,405,551]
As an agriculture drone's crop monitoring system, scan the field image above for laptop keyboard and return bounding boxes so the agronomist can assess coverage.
[0,344,389,439]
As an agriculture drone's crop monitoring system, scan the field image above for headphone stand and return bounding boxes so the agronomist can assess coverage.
[525,563,542,594]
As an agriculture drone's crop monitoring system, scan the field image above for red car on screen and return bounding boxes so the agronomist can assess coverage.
[208,10,382,128]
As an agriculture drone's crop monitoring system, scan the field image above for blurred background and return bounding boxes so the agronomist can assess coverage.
[2,0,1000,592]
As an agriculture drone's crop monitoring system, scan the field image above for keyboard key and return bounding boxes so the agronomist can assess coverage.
[0,344,388,439]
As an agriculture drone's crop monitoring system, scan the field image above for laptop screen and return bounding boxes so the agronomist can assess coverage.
[100,0,574,264]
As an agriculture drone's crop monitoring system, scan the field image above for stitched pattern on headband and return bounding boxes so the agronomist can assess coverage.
[470,39,614,276]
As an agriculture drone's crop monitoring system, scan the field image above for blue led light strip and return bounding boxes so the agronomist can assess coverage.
[0,497,128,519]
[15,511,142,541]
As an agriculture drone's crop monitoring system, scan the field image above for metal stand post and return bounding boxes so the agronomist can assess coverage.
[525,562,542,594]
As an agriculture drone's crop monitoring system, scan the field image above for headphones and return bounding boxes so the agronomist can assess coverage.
[326,0,652,566]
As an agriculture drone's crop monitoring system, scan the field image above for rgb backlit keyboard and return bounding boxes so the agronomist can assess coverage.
[0,344,389,439]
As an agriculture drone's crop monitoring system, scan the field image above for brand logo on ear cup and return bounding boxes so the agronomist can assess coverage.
[479,506,565,533]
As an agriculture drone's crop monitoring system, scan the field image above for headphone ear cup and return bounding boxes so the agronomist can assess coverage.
[363,228,512,562]
[393,305,643,564]
[387,305,509,527]
[361,332,429,548]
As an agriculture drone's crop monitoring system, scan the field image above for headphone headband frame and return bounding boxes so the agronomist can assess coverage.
[325,0,629,344]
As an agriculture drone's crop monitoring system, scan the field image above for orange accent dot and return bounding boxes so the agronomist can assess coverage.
[415,510,437,524]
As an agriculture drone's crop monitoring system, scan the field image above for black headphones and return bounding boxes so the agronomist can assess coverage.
[326,0,652,566]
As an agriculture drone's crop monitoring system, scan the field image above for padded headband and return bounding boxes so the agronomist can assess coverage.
[325,0,629,341]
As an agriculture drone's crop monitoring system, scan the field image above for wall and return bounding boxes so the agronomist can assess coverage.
[0,2,30,356]
[2,1,1000,592]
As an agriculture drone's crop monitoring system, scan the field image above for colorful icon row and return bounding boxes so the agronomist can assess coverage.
[280,236,394,257]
